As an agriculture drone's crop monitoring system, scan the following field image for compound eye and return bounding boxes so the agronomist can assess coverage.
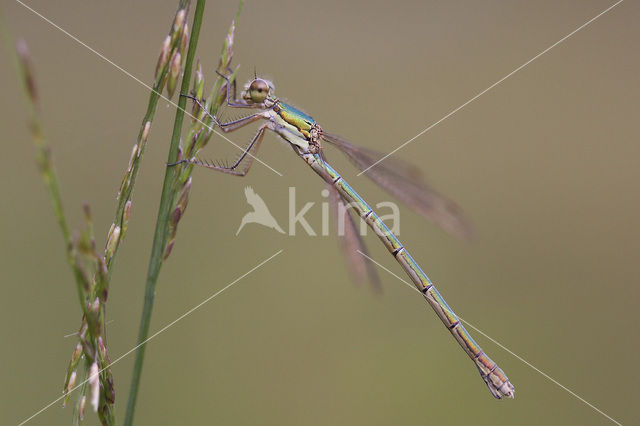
[248,79,269,103]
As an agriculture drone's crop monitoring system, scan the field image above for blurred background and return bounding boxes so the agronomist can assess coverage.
[1,0,638,424]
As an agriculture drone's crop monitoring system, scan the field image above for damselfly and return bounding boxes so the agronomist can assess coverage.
[174,73,515,399]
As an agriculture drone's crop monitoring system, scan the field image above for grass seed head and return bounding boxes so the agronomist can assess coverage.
[173,9,187,36]
[123,200,132,227]
[194,58,204,100]
[155,35,172,83]
[167,52,182,98]
[79,396,86,420]
[72,343,83,362]
[66,371,77,394]
[89,362,100,412]
[163,240,175,260]
[16,39,39,105]
[141,121,151,142]
[180,23,189,64]
[105,225,121,261]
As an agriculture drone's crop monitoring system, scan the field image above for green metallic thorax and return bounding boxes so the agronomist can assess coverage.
[273,102,315,139]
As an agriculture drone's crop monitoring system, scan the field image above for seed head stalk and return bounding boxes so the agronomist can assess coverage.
[123,1,206,424]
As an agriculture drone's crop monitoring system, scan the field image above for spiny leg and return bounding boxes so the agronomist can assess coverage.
[181,93,267,133]
[215,70,252,108]
[223,67,239,104]
[171,124,268,177]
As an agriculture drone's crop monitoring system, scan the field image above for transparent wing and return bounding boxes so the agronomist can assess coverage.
[321,132,473,240]
[327,182,381,291]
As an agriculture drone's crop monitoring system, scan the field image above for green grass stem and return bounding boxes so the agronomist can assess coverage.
[123,1,206,424]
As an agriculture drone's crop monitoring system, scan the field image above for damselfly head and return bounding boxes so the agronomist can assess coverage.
[242,78,274,105]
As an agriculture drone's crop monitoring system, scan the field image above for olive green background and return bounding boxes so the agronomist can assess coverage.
[1,1,638,425]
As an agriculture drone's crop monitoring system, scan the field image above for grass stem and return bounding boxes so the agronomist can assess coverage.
[123,1,206,424]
